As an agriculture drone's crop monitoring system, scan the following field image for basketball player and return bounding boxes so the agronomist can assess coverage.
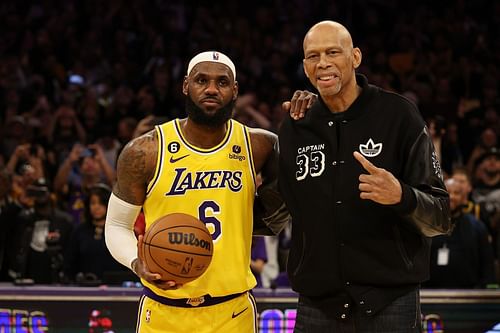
[105,51,315,333]
[278,21,452,332]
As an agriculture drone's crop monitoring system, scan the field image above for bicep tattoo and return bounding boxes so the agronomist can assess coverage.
[114,131,158,205]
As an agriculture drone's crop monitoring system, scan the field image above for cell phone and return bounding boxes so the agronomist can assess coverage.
[69,74,85,86]
[89,148,97,156]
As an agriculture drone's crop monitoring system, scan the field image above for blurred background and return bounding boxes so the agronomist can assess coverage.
[0,0,499,291]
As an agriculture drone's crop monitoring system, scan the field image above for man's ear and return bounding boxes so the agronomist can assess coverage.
[182,76,189,96]
[233,81,239,100]
[352,48,362,69]
[302,59,310,79]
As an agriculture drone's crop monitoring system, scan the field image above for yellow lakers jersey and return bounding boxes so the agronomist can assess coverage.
[142,119,257,298]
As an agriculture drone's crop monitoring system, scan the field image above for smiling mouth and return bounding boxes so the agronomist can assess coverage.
[317,74,338,81]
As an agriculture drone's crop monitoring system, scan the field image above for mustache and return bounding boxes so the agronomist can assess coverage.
[201,96,221,103]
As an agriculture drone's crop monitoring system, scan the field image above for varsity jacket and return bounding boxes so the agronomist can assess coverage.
[278,74,452,316]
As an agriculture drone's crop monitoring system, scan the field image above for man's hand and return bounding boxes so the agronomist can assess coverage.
[282,90,317,120]
[354,151,402,205]
[134,235,182,290]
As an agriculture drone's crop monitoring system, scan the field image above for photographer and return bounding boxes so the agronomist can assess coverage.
[11,179,73,284]
[53,143,115,225]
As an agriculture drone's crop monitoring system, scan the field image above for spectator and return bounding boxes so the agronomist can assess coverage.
[0,116,32,160]
[46,106,87,164]
[425,178,495,288]
[53,143,115,225]
[64,184,130,284]
[471,148,500,270]
[0,168,22,281]
[11,179,74,284]
[451,167,481,220]
[6,143,47,183]
[466,127,498,177]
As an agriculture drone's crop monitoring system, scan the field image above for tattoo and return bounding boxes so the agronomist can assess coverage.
[114,130,158,205]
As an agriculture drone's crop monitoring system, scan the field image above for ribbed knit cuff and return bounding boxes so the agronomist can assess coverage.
[390,181,417,215]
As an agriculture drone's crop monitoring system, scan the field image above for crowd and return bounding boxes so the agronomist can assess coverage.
[0,0,499,287]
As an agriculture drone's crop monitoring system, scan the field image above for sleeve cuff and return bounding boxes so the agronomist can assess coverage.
[390,181,417,215]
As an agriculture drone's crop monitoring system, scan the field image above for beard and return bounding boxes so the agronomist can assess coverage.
[185,95,234,128]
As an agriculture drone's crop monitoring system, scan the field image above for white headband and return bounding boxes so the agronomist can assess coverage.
[187,51,236,79]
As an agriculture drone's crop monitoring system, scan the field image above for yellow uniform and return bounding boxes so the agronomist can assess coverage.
[137,119,258,333]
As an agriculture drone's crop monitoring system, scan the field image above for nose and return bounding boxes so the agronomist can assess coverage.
[317,53,330,69]
[205,80,218,95]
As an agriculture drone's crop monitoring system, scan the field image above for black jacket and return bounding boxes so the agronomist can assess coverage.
[12,207,73,283]
[278,74,452,316]
[425,212,495,289]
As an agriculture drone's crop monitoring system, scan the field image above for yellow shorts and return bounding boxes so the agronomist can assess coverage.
[136,291,258,333]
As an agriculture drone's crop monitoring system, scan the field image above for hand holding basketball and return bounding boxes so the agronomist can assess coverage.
[134,235,178,290]
[140,213,213,286]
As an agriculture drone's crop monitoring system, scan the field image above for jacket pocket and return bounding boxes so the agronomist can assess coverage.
[393,225,413,271]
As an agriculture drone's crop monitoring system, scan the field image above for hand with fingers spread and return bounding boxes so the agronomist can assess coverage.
[133,235,181,290]
[282,90,318,120]
[353,151,402,205]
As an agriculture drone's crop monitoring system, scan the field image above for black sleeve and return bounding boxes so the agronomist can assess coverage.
[392,126,453,237]
[253,132,290,236]
[253,179,290,235]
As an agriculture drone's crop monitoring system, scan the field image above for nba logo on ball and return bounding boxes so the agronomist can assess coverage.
[142,213,214,284]
[181,257,194,274]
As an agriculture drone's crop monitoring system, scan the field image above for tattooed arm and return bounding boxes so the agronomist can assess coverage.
[105,129,158,268]
[113,130,158,204]
[105,130,176,288]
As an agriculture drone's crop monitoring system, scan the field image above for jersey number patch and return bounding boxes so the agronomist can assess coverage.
[296,151,325,180]
[199,201,221,241]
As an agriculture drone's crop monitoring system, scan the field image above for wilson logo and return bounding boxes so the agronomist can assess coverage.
[168,232,211,251]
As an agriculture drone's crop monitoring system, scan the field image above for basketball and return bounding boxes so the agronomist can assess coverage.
[141,213,213,284]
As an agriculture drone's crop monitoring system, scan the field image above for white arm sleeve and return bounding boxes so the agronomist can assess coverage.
[105,193,142,270]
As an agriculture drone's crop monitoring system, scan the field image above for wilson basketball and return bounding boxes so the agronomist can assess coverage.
[142,213,213,284]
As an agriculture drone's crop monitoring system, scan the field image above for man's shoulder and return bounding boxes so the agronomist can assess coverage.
[121,130,158,157]
[373,87,419,113]
[371,87,425,127]
[247,126,278,144]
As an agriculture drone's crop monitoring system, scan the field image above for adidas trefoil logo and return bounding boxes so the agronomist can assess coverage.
[359,138,382,157]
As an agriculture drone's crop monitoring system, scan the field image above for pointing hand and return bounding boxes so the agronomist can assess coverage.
[353,151,402,205]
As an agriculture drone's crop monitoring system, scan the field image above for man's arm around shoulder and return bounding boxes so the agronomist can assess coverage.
[249,128,290,235]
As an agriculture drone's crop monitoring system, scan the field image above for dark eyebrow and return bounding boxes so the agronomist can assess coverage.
[192,72,231,81]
